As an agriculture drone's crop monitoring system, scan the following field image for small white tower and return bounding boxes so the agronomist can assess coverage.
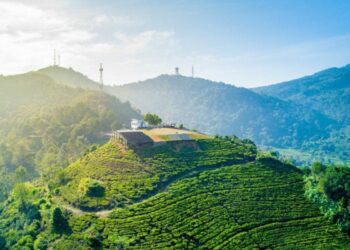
[99,63,104,90]
[53,49,57,66]
[191,65,194,78]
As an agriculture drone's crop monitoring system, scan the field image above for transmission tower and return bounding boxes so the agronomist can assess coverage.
[53,49,57,66]
[99,63,104,90]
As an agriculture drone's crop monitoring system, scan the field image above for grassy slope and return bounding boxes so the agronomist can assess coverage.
[59,138,256,210]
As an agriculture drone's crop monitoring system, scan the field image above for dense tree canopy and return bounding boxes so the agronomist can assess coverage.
[306,163,350,233]
[144,113,162,126]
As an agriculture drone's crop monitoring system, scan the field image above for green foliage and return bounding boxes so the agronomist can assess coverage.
[78,178,105,198]
[144,113,162,125]
[256,65,350,165]
[0,69,141,200]
[311,161,327,176]
[33,235,48,250]
[12,183,30,210]
[1,137,350,249]
[100,160,348,248]
[51,207,69,233]
[305,164,350,233]
[57,137,256,210]
[0,184,46,250]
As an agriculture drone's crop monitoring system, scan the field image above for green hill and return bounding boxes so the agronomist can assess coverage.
[0,71,81,117]
[56,137,256,211]
[255,64,350,165]
[254,64,350,124]
[1,137,349,249]
[108,75,335,149]
[33,66,349,165]
[37,66,100,90]
[0,70,141,201]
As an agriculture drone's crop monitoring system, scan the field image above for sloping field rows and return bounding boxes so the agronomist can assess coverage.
[97,160,350,249]
[60,138,257,210]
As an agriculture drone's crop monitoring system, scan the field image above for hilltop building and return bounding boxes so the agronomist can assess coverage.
[114,130,153,148]
[131,119,148,130]
[112,126,210,149]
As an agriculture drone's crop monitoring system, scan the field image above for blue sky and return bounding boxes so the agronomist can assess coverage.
[1,0,350,87]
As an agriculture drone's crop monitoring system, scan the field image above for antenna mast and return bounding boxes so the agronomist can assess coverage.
[53,49,56,66]
[99,63,104,90]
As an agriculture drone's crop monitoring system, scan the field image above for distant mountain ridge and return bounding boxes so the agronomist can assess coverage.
[254,64,350,123]
[37,66,100,90]
[107,74,335,149]
[34,65,349,164]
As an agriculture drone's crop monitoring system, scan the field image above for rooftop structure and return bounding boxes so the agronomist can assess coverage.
[113,127,210,148]
[114,130,153,148]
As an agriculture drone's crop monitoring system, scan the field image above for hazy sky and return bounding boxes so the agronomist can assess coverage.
[2,0,350,87]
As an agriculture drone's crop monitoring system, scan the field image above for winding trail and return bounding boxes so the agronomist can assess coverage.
[55,159,252,218]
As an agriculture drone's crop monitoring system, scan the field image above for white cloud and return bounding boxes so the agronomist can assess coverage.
[94,14,134,26]
[0,1,179,85]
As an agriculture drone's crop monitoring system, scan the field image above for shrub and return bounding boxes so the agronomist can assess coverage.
[34,236,48,250]
[78,178,105,197]
[51,207,69,233]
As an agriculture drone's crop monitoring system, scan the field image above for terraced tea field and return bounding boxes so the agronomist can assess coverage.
[58,137,256,210]
[48,137,350,249]
[98,158,350,249]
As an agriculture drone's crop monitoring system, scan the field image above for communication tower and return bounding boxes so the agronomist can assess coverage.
[53,49,57,66]
[99,63,104,90]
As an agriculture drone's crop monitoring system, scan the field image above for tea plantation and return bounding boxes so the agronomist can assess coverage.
[99,158,350,249]
[57,137,256,210]
[1,137,350,249]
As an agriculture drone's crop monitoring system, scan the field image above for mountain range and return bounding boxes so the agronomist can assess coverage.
[0,64,350,249]
[29,65,350,165]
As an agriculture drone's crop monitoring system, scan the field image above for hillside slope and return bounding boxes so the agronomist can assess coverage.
[1,138,349,249]
[0,70,141,201]
[33,66,349,164]
[57,137,256,210]
[108,75,335,148]
[0,72,81,117]
[37,66,100,90]
[254,64,350,123]
[255,65,350,164]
